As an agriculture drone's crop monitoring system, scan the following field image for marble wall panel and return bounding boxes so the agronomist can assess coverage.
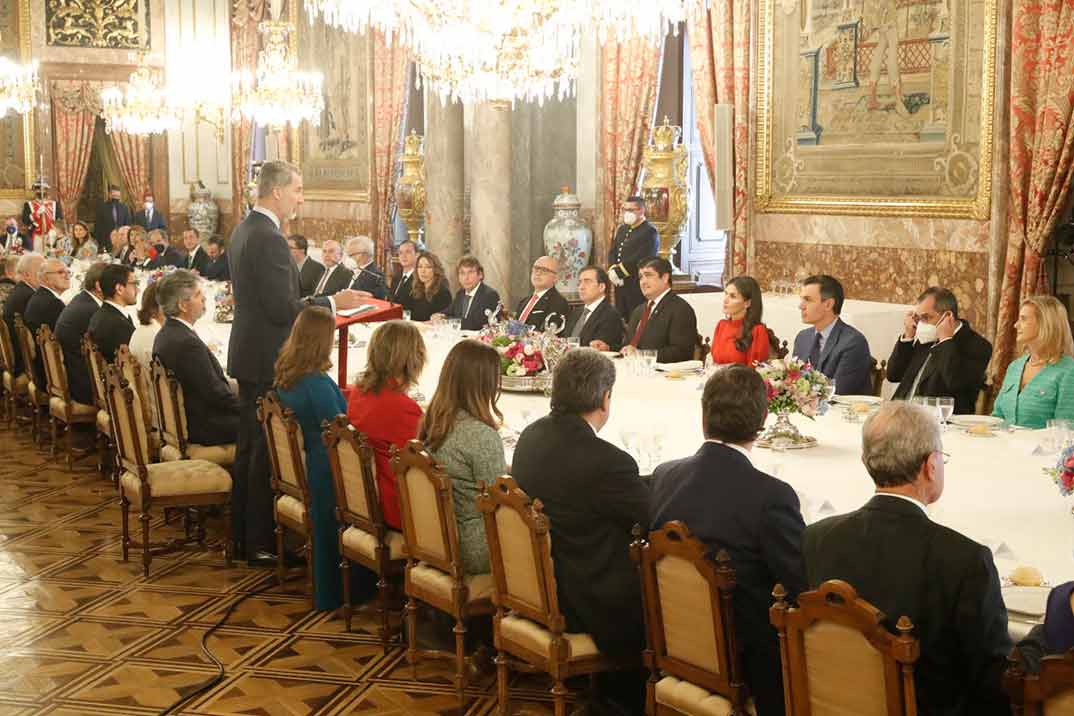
[752,214,991,253]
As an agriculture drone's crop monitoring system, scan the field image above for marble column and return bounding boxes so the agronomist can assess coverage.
[424,97,466,283]
[471,102,513,308]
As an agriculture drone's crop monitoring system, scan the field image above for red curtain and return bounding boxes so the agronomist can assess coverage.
[230,0,267,226]
[371,32,410,268]
[599,38,663,264]
[110,131,151,203]
[989,0,1074,386]
[50,81,98,224]
[687,0,750,281]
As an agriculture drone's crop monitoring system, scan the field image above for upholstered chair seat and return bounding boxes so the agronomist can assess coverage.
[408,562,494,605]
[119,459,232,501]
[653,675,757,716]
[160,442,236,466]
[341,525,405,562]
[49,396,97,421]
[498,613,600,661]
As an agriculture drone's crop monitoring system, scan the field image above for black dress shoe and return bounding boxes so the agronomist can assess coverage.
[247,550,305,568]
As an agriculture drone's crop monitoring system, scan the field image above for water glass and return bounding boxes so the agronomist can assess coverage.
[402,309,412,321]
[936,397,954,429]
[448,318,462,336]
[1046,419,1074,452]
[567,337,581,350]
[638,349,658,376]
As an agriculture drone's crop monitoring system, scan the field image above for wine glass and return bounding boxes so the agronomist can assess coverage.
[936,397,954,430]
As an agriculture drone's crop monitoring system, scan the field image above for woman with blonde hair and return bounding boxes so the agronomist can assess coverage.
[993,295,1074,428]
[347,320,427,529]
[273,306,348,610]
[419,339,506,574]
[408,251,452,321]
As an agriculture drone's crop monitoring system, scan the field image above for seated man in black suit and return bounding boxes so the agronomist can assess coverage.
[132,192,166,232]
[312,239,353,297]
[3,252,43,377]
[887,286,992,414]
[651,365,805,716]
[390,239,418,310]
[153,270,238,446]
[791,274,872,395]
[88,264,137,361]
[180,228,211,274]
[804,401,1011,715]
[202,235,230,281]
[565,265,625,351]
[56,262,107,406]
[622,256,697,362]
[440,255,501,331]
[288,234,324,298]
[513,348,649,714]
[147,229,186,270]
[24,258,71,387]
[515,255,570,331]
[344,235,387,299]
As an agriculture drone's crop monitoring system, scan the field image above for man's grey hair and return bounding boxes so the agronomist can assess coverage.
[550,348,617,415]
[2,255,18,278]
[861,402,942,488]
[345,235,374,258]
[15,252,42,279]
[257,160,300,198]
[38,258,64,281]
[157,269,200,318]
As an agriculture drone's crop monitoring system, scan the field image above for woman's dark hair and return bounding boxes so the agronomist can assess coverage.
[728,275,764,353]
[71,221,91,247]
[411,251,446,301]
[274,307,335,390]
[136,281,161,326]
[419,339,502,451]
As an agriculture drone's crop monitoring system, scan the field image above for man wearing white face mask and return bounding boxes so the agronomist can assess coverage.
[887,286,993,414]
[133,192,167,231]
[608,195,659,320]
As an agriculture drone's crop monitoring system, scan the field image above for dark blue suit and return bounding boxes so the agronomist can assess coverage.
[791,318,872,395]
[651,442,805,716]
[133,208,167,232]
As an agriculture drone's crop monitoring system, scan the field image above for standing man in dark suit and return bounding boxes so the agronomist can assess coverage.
[804,401,1011,715]
[887,286,993,414]
[132,193,166,232]
[441,255,501,330]
[390,239,418,310]
[565,266,625,351]
[180,228,211,275]
[87,264,137,362]
[792,274,872,395]
[513,348,649,715]
[344,235,387,299]
[153,270,238,446]
[515,255,571,331]
[608,195,660,320]
[2,252,43,376]
[94,185,130,252]
[202,236,230,281]
[23,259,70,387]
[287,234,324,298]
[227,160,363,565]
[651,366,805,716]
[311,239,353,297]
[55,262,107,406]
[622,257,697,363]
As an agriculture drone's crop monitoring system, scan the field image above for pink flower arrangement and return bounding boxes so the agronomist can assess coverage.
[1050,446,1074,497]
[755,356,833,418]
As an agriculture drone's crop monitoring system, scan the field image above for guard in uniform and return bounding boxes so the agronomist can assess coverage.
[608,195,660,320]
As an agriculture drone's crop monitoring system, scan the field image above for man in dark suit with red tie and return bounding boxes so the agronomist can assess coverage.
[623,257,697,363]
[515,255,570,332]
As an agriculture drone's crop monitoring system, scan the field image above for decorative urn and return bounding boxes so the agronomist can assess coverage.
[542,185,592,298]
[396,130,426,243]
[187,181,220,237]
[640,117,689,260]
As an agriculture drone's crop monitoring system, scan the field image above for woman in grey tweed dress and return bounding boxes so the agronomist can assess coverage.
[420,339,507,575]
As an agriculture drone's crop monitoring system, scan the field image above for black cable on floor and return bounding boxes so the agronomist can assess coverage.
[159,569,302,716]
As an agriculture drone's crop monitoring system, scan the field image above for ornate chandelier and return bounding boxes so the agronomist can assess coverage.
[231,20,324,129]
[0,32,39,117]
[305,0,702,104]
[101,60,179,135]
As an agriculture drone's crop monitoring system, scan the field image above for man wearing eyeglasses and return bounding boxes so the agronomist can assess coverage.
[515,256,570,331]
[24,258,70,387]
[88,264,138,362]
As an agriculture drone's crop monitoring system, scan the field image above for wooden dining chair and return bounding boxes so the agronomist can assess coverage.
[105,364,232,577]
[36,325,96,470]
[477,474,627,716]
[323,415,406,650]
[870,358,888,398]
[1005,646,1074,715]
[0,318,28,429]
[81,333,115,478]
[631,521,752,716]
[392,439,495,706]
[14,315,49,445]
[115,346,160,461]
[149,357,236,467]
[769,580,919,716]
[258,391,315,601]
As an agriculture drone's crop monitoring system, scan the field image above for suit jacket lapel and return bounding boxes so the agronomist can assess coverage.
[819,319,842,370]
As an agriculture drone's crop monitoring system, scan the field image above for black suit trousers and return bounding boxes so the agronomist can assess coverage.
[234,379,275,554]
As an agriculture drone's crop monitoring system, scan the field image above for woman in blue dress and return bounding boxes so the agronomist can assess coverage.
[273,306,348,611]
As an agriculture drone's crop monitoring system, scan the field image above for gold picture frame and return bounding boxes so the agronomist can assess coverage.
[0,0,36,200]
[289,0,373,202]
[754,0,996,219]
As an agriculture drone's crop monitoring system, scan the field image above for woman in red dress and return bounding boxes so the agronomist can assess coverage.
[710,275,770,366]
[347,320,427,529]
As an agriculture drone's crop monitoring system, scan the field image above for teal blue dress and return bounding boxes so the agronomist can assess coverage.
[276,372,348,611]
[993,354,1074,429]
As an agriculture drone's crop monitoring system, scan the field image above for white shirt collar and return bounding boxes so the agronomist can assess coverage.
[876,491,929,517]
[84,290,103,307]
[532,287,550,300]
[173,316,196,332]
[252,205,281,230]
[650,287,672,309]
[297,256,307,269]
[360,260,374,270]
[466,281,483,298]
[401,268,413,279]
[105,300,128,315]
[704,438,753,466]
[45,286,65,302]
[584,295,605,311]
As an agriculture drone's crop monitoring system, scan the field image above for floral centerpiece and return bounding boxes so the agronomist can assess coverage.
[480,318,568,392]
[755,356,834,449]
[1048,445,1074,498]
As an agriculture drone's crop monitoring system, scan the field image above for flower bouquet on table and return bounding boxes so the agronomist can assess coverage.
[480,317,568,393]
[755,356,834,449]
[213,281,234,323]
[1047,445,1074,501]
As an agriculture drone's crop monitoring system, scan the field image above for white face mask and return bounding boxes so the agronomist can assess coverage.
[144,202,154,211]
[915,320,938,344]
[622,211,637,226]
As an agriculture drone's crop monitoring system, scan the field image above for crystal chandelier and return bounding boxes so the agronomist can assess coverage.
[0,32,39,117]
[305,0,703,104]
[231,20,324,129]
[101,60,180,135]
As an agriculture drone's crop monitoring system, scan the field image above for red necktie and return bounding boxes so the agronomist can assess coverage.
[519,293,540,322]
[630,301,654,347]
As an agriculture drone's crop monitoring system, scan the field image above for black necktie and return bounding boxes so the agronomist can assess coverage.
[808,331,822,367]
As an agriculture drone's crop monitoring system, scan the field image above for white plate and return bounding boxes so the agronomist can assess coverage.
[600,351,622,358]
[948,415,1005,428]
[1002,585,1049,618]
[831,395,881,405]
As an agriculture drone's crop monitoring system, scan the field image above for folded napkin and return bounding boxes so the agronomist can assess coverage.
[655,360,703,372]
